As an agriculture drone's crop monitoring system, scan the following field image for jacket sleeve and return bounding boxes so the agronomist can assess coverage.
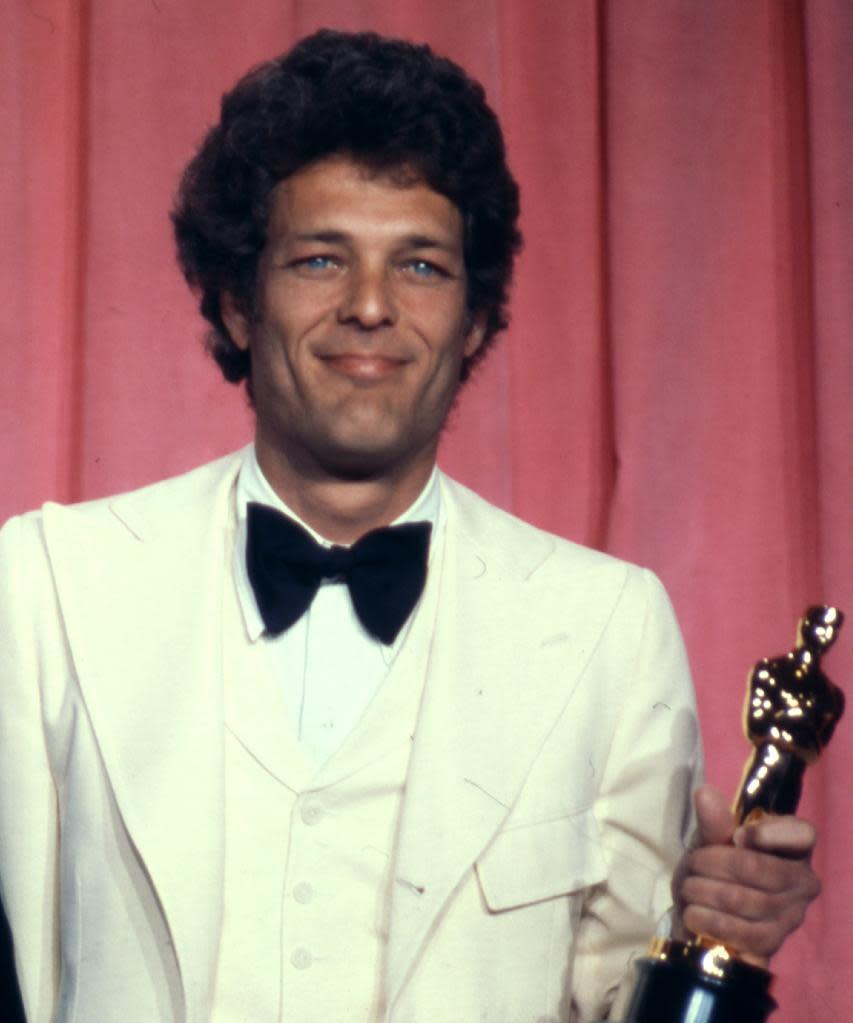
[570,568,703,1022]
[0,513,61,1021]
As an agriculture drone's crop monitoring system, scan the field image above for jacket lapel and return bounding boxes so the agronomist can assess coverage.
[43,452,242,1023]
[385,475,627,1012]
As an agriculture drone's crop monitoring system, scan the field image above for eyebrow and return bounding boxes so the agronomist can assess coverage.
[401,233,458,252]
[288,230,458,252]
[290,231,350,245]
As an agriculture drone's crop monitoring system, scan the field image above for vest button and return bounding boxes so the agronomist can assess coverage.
[293,882,314,904]
[301,801,323,826]
[290,947,313,970]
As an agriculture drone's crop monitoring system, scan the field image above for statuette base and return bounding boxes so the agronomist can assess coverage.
[621,938,776,1023]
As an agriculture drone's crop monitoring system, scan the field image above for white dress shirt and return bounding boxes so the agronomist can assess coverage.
[232,445,441,766]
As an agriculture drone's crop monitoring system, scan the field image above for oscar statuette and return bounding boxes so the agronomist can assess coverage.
[619,605,845,1023]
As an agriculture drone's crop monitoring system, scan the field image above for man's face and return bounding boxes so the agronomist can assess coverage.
[224,155,485,483]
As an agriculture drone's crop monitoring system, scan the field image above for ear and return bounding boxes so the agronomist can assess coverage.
[220,292,252,352]
[463,310,488,360]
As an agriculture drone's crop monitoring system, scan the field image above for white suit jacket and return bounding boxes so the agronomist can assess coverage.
[0,452,701,1023]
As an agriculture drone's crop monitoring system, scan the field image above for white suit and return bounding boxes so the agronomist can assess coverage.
[0,452,701,1022]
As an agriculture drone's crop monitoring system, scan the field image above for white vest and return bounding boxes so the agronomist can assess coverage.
[210,516,446,1022]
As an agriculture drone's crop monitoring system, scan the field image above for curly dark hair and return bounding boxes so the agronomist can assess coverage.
[171,29,522,384]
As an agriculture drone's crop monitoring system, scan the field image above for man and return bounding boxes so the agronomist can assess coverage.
[0,30,818,1023]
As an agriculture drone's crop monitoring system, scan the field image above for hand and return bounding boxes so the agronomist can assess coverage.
[675,784,820,966]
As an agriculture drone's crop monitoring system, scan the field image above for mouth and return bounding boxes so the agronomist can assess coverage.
[317,353,410,382]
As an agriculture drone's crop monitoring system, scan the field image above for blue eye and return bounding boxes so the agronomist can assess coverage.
[303,255,335,270]
[287,254,343,277]
[407,259,448,278]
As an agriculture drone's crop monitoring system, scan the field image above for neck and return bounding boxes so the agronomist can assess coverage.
[253,440,435,544]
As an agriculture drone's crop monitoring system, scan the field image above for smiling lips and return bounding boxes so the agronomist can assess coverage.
[318,353,410,381]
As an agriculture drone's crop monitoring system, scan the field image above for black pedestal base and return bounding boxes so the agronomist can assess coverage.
[621,953,776,1023]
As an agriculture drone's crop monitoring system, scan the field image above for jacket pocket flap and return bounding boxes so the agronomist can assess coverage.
[475,809,606,912]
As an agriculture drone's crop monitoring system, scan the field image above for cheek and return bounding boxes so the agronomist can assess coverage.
[416,304,473,362]
[250,310,304,371]
[247,327,302,407]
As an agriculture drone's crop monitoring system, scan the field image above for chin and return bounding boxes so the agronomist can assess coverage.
[316,433,426,482]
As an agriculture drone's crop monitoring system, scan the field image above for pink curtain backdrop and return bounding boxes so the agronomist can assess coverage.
[2,1,851,1018]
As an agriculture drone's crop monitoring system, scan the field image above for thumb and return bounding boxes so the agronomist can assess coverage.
[694,783,735,847]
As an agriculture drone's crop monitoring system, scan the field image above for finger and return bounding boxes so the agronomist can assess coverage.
[694,783,735,846]
[680,871,818,919]
[686,845,821,896]
[681,876,777,921]
[734,815,817,858]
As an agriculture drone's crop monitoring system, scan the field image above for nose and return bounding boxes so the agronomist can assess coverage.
[337,264,397,329]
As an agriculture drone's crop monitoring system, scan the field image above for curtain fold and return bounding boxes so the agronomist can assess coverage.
[2,2,850,1019]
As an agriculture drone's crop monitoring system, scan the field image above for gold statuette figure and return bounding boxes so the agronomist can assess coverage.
[735,605,844,823]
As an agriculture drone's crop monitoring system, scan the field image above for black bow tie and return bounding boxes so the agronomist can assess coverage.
[246,502,432,645]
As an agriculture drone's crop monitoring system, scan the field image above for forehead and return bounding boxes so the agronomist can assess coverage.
[267,155,464,246]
